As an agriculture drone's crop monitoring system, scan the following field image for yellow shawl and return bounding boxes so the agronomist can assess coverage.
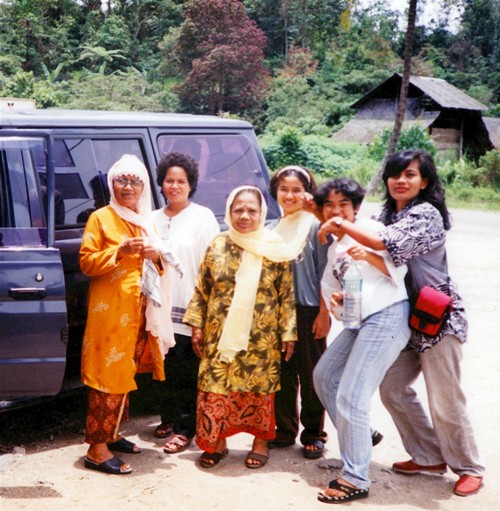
[217,186,314,362]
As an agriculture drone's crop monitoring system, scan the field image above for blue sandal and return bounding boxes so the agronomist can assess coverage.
[108,437,141,454]
[84,456,132,475]
[303,440,324,459]
[318,479,369,504]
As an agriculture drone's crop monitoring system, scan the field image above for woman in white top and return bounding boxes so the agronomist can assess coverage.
[152,152,219,453]
[313,178,409,504]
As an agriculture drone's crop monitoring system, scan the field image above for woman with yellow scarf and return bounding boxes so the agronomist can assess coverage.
[184,186,312,469]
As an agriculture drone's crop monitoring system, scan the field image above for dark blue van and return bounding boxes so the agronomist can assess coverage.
[0,109,279,405]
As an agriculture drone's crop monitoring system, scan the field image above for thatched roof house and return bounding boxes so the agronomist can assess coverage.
[483,117,500,150]
[332,74,494,160]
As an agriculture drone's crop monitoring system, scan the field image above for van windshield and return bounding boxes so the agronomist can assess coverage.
[157,134,278,223]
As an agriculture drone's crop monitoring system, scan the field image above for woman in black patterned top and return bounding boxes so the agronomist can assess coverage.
[318,150,484,500]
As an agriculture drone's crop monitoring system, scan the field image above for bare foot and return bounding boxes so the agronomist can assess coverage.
[304,444,320,452]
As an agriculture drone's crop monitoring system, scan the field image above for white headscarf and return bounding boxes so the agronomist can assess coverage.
[108,154,157,242]
[107,154,180,355]
[216,186,314,362]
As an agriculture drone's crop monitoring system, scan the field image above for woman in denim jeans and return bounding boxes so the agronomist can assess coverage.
[313,178,410,504]
[318,151,484,499]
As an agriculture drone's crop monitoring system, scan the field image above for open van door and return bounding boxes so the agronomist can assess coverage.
[0,132,67,401]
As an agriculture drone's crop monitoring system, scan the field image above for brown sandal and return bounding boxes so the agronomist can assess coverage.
[154,422,174,439]
[163,434,192,454]
[245,451,269,469]
[199,449,229,469]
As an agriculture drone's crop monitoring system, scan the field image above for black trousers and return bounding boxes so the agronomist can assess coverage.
[274,304,328,445]
[158,333,199,438]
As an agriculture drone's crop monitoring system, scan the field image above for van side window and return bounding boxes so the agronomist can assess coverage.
[37,138,145,227]
[0,142,46,247]
[157,134,270,221]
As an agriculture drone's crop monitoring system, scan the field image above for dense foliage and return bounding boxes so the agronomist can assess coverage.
[0,0,498,206]
[172,0,269,114]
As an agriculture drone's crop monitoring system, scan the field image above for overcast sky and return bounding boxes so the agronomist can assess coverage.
[358,0,463,31]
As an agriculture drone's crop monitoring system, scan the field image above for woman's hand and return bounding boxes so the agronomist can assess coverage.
[312,310,330,339]
[303,193,325,222]
[330,291,344,309]
[141,242,160,262]
[118,236,144,256]
[191,327,204,358]
[282,341,295,362]
[317,218,343,244]
[347,244,368,262]
[330,292,345,321]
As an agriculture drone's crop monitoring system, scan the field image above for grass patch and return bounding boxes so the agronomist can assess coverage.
[446,185,500,211]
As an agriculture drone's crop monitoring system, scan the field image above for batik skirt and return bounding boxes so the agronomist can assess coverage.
[195,389,276,453]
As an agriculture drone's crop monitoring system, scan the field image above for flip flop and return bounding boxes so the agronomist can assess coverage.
[302,440,324,460]
[199,449,229,469]
[245,451,269,469]
[317,479,369,504]
[84,456,132,475]
[108,438,142,454]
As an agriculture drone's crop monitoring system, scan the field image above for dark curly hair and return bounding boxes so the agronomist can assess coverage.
[314,177,366,209]
[380,149,451,230]
[156,152,199,198]
[269,165,316,200]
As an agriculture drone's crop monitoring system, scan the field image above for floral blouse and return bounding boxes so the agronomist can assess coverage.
[378,200,468,352]
[183,233,297,394]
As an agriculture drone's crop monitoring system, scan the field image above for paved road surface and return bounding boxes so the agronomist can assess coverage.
[0,206,499,511]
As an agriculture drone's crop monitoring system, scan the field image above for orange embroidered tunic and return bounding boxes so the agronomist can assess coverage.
[80,206,165,394]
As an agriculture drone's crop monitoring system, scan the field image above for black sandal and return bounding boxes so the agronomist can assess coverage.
[84,456,132,475]
[108,437,141,454]
[317,479,369,504]
[372,430,384,447]
[154,422,174,439]
[199,449,229,469]
[303,440,324,459]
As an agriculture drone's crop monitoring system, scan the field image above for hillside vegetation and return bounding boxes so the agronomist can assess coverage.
[1,0,499,207]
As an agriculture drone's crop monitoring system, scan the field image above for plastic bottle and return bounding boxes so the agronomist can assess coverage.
[342,259,362,328]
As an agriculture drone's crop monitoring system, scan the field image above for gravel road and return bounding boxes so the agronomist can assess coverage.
[0,206,499,511]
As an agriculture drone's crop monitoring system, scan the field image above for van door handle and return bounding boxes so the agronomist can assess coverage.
[9,287,47,300]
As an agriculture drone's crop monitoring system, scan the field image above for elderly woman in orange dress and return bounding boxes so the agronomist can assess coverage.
[79,154,179,475]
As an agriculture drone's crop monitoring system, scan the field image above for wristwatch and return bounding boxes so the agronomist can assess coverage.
[334,217,344,228]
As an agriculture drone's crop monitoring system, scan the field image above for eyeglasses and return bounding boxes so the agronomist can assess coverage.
[113,177,144,189]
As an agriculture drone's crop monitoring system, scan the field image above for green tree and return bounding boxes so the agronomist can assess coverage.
[63,69,179,111]
[458,0,500,102]
[0,0,82,76]
[77,45,127,74]
[369,125,436,161]
[0,70,65,107]
[172,0,269,115]
[79,14,132,72]
[244,0,347,60]
[367,0,418,194]
[319,3,401,95]
[113,0,183,77]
